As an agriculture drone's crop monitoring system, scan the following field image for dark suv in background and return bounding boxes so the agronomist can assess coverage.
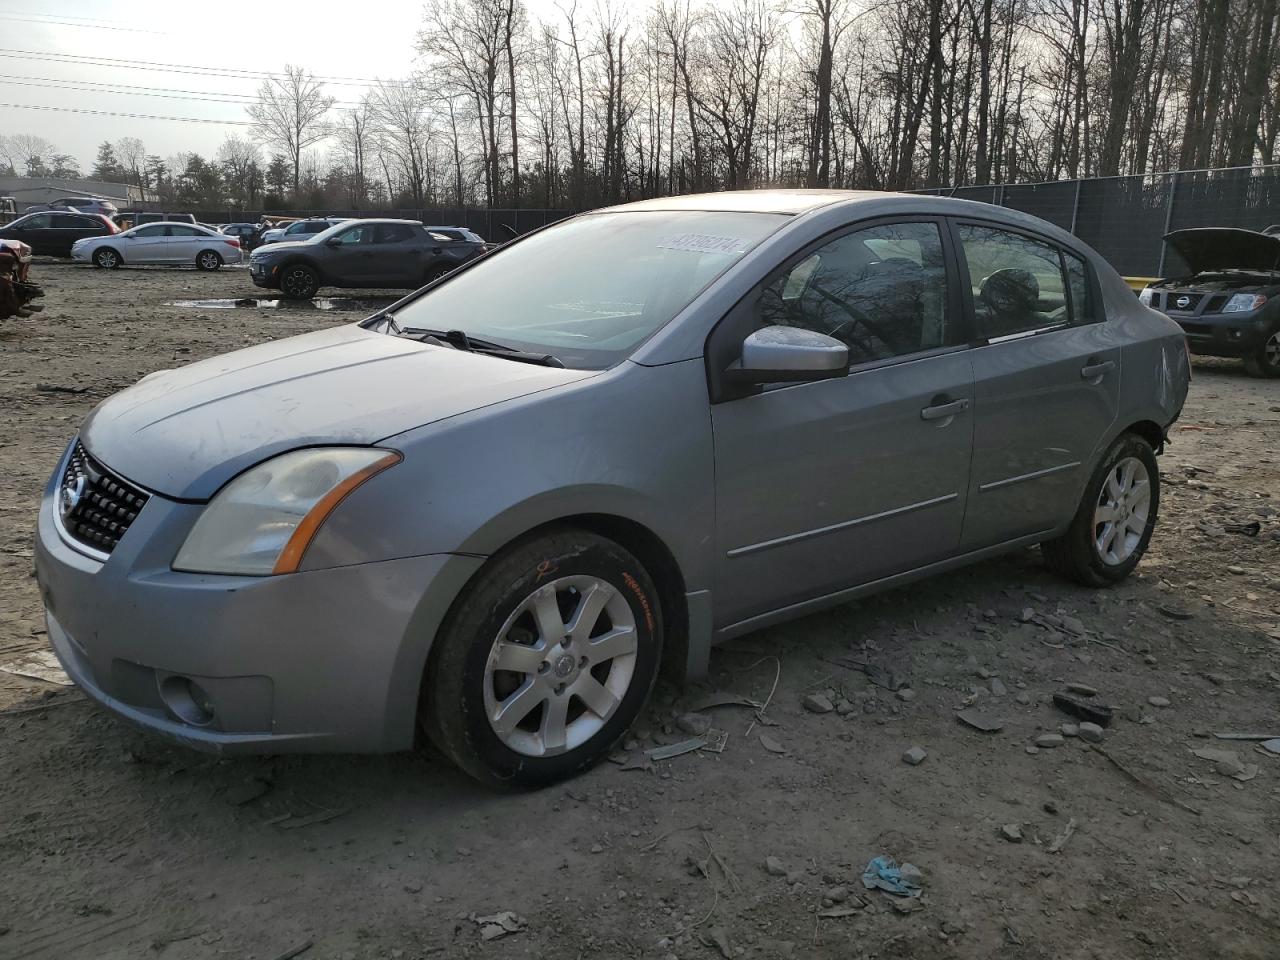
[248,218,490,299]
[1141,227,1280,377]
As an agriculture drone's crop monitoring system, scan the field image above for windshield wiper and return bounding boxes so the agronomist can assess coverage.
[401,327,565,368]
[363,311,402,334]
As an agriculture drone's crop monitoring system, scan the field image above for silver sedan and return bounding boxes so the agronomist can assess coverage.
[72,222,243,270]
[35,190,1190,787]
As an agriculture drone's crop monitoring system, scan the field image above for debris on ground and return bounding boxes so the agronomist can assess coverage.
[675,712,712,736]
[955,709,1004,733]
[1035,734,1065,749]
[1078,722,1105,743]
[902,746,927,766]
[1052,692,1114,726]
[802,692,834,714]
[1149,696,1172,708]
[1000,823,1023,843]
[646,736,709,761]
[764,856,787,877]
[471,911,526,941]
[1048,818,1078,854]
[1065,682,1098,697]
[0,650,72,686]
[1191,746,1258,781]
[861,856,923,898]
[758,734,787,755]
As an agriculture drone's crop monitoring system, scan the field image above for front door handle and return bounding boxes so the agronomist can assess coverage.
[920,397,970,421]
[1081,359,1115,380]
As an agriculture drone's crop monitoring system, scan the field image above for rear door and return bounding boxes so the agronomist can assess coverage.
[373,223,427,286]
[952,220,1121,549]
[709,218,976,629]
[50,214,96,255]
[165,225,204,263]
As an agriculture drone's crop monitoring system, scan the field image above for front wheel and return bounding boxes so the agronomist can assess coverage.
[93,248,121,269]
[1244,327,1280,378]
[196,250,223,271]
[1041,433,1160,587]
[422,528,663,788]
[279,264,319,300]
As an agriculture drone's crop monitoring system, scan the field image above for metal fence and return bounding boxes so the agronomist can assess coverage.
[188,207,573,240]
[915,164,1280,277]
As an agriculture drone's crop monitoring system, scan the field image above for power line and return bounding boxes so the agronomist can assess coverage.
[0,74,364,109]
[0,101,251,125]
[0,48,413,88]
[0,14,166,34]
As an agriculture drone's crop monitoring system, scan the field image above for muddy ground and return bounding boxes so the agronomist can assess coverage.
[1,260,1278,960]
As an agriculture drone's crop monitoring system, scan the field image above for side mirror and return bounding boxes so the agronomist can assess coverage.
[728,325,849,384]
[325,237,342,247]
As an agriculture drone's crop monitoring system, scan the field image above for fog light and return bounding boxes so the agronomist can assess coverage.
[160,675,215,726]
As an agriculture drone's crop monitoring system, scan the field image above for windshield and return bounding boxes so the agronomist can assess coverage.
[388,210,785,368]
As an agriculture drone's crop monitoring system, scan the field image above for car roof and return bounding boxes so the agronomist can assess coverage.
[599,189,894,215]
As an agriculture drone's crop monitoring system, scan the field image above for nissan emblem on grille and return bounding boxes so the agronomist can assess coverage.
[1176,295,1191,309]
[58,442,150,556]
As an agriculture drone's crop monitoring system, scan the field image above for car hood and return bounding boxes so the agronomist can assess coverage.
[253,238,313,255]
[81,324,595,499]
[1164,228,1280,275]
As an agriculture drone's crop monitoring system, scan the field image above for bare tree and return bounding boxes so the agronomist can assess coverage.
[373,80,432,204]
[247,65,335,198]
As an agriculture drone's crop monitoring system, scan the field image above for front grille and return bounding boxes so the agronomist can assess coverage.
[59,442,149,555]
[1166,292,1204,312]
[1148,292,1163,309]
[1205,294,1229,313]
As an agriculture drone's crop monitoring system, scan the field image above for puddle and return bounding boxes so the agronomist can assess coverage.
[167,297,395,312]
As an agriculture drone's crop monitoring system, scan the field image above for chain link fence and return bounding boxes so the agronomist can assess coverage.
[916,164,1280,277]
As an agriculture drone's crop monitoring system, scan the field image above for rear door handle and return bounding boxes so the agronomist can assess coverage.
[920,398,970,421]
[1081,359,1115,380]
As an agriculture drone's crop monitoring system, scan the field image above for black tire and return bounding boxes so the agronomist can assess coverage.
[93,247,121,269]
[1243,326,1280,377]
[1041,433,1160,587]
[196,249,223,272]
[279,263,320,300]
[423,262,455,285]
[422,527,663,789]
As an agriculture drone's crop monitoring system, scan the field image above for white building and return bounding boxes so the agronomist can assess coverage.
[0,175,144,208]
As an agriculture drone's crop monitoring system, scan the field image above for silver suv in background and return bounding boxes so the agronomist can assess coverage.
[25,197,119,218]
[258,217,348,245]
[34,190,1189,788]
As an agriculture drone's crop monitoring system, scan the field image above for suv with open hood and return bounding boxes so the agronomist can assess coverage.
[1140,227,1280,377]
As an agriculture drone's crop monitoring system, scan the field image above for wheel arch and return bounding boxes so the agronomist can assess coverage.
[94,244,123,264]
[1122,418,1167,455]
[408,511,695,742]
[279,256,326,283]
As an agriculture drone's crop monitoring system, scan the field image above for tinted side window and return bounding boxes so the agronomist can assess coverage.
[303,222,328,233]
[168,226,201,237]
[1064,251,1095,325]
[53,214,87,228]
[759,221,952,365]
[957,225,1069,339]
[21,214,52,229]
[133,225,167,237]
[374,224,415,243]
[330,225,372,246]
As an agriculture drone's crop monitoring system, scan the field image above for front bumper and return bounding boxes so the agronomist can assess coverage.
[70,247,89,262]
[1165,311,1274,357]
[34,444,484,754]
[249,261,278,288]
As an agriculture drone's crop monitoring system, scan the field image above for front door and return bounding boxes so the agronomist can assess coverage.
[125,224,169,262]
[951,221,1121,549]
[324,223,375,284]
[710,219,975,629]
[13,214,55,254]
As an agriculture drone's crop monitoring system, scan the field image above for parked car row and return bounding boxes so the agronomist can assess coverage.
[71,222,244,271]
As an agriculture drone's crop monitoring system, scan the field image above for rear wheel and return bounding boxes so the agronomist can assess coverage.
[422,528,662,788]
[279,264,319,300]
[1041,433,1160,587]
[196,250,223,271]
[423,262,454,285]
[1243,326,1280,378]
[93,247,120,269]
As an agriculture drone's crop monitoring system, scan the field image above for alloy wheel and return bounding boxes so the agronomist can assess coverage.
[483,575,638,757]
[282,267,315,298]
[1093,456,1151,565]
[198,252,220,270]
[1266,330,1280,367]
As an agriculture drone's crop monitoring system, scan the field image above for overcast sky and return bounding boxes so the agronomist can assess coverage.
[0,1,458,169]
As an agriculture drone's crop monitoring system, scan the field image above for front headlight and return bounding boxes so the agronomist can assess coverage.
[173,448,400,575]
[1223,293,1266,313]
[1137,288,1154,306]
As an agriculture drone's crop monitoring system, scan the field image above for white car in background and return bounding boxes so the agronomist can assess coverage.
[72,222,243,270]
